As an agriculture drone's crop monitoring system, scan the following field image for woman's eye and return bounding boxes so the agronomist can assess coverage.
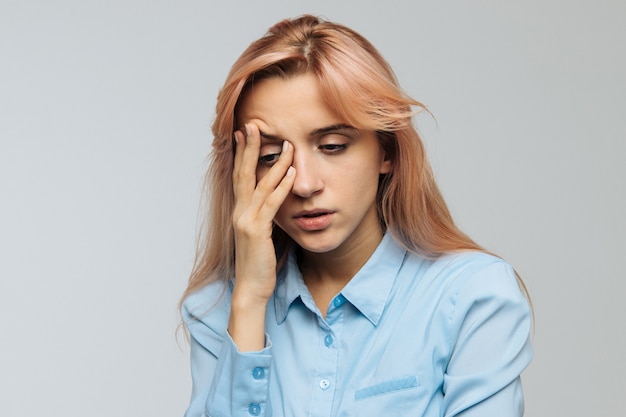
[320,143,347,153]
[258,143,283,167]
[258,153,281,166]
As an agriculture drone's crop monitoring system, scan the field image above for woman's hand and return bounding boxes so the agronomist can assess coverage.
[229,123,295,351]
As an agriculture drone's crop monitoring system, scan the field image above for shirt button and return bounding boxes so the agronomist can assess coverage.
[324,334,333,347]
[319,378,331,390]
[333,295,345,307]
[248,403,261,416]
[252,367,265,380]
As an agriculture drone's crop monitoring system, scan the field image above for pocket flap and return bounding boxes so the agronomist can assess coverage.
[355,376,419,399]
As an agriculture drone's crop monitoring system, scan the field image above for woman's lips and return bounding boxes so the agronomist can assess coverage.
[293,210,334,231]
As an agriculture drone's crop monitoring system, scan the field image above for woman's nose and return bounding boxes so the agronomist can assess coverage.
[290,152,323,198]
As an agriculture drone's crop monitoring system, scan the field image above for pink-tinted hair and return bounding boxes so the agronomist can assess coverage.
[181,15,529,305]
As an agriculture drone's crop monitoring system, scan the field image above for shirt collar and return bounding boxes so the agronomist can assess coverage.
[273,233,407,326]
[274,250,308,324]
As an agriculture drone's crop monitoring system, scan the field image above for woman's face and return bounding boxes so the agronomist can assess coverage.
[237,73,391,257]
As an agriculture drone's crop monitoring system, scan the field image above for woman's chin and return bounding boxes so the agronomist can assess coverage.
[288,232,343,255]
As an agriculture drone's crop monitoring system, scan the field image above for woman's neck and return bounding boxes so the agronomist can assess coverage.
[298,226,384,298]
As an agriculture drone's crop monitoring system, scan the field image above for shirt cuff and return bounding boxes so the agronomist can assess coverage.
[207,332,273,417]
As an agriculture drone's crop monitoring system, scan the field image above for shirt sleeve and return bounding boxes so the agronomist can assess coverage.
[206,333,273,417]
[182,286,274,417]
[442,260,533,417]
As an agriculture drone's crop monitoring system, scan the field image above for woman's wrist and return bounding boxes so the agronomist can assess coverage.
[228,289,269,352]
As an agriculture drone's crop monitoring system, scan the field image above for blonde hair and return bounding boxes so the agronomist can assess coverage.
[181,15,529,306]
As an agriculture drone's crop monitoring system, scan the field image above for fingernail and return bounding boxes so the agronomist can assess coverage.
[245,124,251,136]
[282,140,289,152]
[286,166,294,177]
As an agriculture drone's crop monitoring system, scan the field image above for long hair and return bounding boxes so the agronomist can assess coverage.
[180,15,529,306]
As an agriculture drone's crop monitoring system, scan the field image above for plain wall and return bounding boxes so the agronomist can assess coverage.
[1,1,624,416]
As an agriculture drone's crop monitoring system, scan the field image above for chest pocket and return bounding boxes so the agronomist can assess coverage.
[353,375,423,415]
[355,375,419,399]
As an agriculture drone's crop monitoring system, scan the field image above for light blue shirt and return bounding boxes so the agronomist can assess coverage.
[182,234,533,417]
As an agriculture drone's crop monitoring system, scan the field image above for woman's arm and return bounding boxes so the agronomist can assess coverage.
[229,123,295,351]
[442,261,533,417]
[182,283,273,417]
[183,124,295,417]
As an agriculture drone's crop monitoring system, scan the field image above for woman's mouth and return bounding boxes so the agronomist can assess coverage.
[293,210,334,231]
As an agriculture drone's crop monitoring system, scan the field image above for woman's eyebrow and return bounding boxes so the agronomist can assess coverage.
[259,124,358,143]
[258,131,286,143]
[310,124,358,137]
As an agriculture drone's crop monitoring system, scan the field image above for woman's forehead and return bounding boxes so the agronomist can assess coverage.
[237,74,350,133]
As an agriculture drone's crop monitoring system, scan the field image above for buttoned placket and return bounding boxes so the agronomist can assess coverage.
[308,293,346,417]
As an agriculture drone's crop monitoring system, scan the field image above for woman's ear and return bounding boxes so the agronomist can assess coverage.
[379,156,392,174]
[376,130,395,174]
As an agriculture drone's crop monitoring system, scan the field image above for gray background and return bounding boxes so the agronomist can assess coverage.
[1,1,624,416]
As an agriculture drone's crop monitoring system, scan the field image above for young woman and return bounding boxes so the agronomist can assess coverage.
[181,15,532,417]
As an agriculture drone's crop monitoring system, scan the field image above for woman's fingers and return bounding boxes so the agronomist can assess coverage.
[242,141,295,226]
[250,139,293,204]
[230,123,295,307]
[232,122,295,225]
[232,125,260,208]
[240,124,262,181]
[232,129,245,179]
[260,165,295,219]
